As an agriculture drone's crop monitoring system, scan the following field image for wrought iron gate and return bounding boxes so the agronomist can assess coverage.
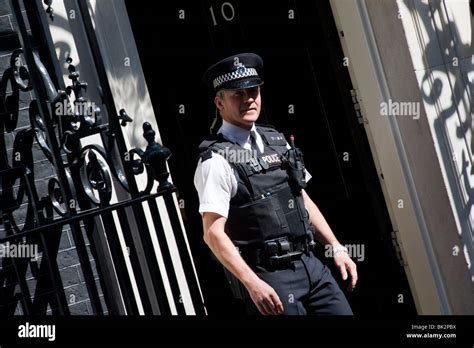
[0,0,205,315]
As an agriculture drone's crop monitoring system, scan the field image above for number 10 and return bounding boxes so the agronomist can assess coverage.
[209,2,235,26]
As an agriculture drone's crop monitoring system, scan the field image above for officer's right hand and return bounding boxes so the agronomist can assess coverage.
[247,278,284,315]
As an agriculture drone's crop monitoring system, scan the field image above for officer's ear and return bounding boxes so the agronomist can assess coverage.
[214,93,224,111]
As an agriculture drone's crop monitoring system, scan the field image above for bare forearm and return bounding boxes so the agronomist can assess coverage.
[301,191,358,290]
[302,190,341,247]
[205,228,259,287]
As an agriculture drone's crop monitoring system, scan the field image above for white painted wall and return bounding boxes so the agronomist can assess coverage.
[330,0,474,314]
[397,0,473,290]
[331,0,443,314]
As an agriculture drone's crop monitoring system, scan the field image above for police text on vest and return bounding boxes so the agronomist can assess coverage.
[18,322,56,341]
[261,154,280,164]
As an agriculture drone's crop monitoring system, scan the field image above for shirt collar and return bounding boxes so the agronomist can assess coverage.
[218,119,257,148]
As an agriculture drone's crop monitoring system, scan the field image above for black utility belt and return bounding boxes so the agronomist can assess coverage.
[240,236,312,269]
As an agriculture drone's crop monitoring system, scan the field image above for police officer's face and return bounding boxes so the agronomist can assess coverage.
[215,86,261,129]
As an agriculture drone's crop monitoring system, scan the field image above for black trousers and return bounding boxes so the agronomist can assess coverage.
[244,252,353,315]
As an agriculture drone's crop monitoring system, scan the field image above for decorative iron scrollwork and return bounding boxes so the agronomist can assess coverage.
[29,100,53,163]
[47,168,75,216]
[0,49,32,133]
[64,57,99,130]
[78,145,113,206]
[11,49,32,92]
[125,147,153,194]
[48,177,66,216]
[5,129,36,215]
[43,0,54,20]
[118,109,133,127]
[128,122,173,194]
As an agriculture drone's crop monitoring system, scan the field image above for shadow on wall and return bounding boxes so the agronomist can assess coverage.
[71,0,155,150]
[410,1,473,275]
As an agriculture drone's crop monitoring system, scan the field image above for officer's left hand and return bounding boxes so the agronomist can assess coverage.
[333,251,358,292]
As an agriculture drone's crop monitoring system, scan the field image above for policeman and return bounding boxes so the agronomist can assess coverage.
[194,53,357,315]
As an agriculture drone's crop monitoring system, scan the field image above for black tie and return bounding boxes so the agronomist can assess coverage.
[250,130,261,155]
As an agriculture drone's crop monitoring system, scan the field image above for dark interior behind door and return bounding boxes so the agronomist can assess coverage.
[125,0,416,316]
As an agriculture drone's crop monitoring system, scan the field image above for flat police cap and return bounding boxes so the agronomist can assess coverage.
[203,53,264,92]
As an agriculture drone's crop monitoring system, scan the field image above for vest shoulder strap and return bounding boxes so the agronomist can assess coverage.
[198,134,255,174]
[198,133,224,153]
[256,124,288,154]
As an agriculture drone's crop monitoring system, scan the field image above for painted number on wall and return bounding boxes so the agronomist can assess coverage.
[210,2,235,26]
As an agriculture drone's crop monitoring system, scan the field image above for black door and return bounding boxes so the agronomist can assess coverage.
[126,0,416,315]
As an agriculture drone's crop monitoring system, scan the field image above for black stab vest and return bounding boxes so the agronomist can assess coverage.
[199,124,311,250]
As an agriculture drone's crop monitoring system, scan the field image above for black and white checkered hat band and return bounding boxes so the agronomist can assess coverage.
[213,67,258,89]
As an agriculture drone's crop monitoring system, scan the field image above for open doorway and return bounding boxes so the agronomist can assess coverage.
[125,0,417,315]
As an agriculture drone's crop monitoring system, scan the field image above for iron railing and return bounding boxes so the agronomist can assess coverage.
[0,0,205,315]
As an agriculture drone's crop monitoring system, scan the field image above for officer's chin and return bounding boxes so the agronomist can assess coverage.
[241,109,259,120]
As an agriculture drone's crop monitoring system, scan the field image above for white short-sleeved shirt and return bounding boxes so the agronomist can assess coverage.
[193,120,311,218]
